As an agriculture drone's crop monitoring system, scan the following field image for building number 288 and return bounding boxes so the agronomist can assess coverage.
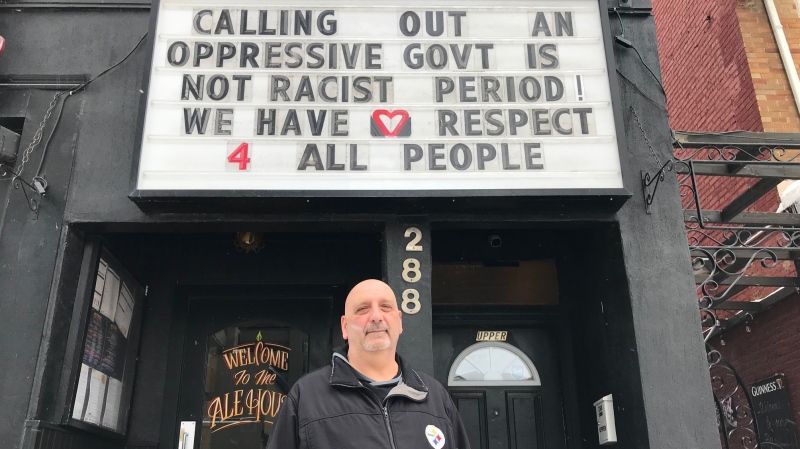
[401,227,423,315]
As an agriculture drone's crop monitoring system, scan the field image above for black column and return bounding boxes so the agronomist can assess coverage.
[610,11,718,449]
[383,221,433,374]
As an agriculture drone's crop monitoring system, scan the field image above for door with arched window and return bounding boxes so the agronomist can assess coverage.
[434,328,569,449]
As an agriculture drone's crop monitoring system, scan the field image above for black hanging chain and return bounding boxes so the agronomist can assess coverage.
[631,106,663,167]
[15,93,64,178]
[0,92,64,210]
[0,33,147,212]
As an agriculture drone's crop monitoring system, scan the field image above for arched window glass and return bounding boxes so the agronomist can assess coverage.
[448,342,541,387]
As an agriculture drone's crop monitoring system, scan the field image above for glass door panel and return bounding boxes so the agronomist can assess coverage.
[200,325,308,448]
[176,293,334,449]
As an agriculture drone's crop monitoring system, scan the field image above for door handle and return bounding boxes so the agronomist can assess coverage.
[178,421,196,449]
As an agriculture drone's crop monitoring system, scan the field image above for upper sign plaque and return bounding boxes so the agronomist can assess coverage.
[136,0,623,195]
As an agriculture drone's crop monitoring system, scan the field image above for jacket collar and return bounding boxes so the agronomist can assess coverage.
[329,344,429,395]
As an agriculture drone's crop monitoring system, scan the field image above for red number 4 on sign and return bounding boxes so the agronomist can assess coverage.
[227,142,251,171]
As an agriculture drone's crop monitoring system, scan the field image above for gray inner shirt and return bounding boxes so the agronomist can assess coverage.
[333,352,402,402]
[355,369,402,403]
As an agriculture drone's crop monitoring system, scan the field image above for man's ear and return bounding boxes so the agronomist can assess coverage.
[341,315,348,340]
[397,310,403,334]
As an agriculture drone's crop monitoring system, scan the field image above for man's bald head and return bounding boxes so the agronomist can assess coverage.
[345,279,396,310]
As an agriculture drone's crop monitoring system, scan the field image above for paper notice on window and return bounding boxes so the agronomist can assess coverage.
[99,321,126,379]
[93,259,108,310]
[71,364,91,420]
[99,269,120,320]
[82,311,105,370]
[102,377,123,431]
[115,284,135,338]
[83,369,107,425]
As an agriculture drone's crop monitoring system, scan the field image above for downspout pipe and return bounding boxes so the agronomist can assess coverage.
[764,0,800,117]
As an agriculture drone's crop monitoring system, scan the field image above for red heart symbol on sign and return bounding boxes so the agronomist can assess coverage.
[372,109,410,137]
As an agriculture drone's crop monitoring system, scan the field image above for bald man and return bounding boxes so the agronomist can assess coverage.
[267,279,471,449]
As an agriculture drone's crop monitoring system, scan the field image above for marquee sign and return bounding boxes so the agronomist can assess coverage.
[135,0,624,195]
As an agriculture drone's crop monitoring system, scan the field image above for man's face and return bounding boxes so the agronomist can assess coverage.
[341,280,403,353]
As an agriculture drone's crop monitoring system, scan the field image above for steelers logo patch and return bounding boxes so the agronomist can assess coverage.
[425,425,446,449]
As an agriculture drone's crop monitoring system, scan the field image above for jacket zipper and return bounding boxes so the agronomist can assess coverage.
[381,405,397,449]
[384,402,400,449]
[331,382,400,449]
[365,388,399,449]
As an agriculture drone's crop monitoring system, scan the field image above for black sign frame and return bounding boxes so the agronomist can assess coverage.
[128,0,632,202]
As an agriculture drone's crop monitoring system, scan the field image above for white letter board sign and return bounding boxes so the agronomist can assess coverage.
[135,0,624,196]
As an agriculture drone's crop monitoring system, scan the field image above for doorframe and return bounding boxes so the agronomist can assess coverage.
[158,284,346,449]
[432,306,582,449]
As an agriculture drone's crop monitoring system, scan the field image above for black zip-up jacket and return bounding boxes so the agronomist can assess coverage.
[266,347,471,449]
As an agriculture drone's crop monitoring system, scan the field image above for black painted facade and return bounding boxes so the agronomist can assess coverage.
[0,2,717,449]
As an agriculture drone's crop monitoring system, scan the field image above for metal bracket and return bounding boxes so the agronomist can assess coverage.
[0,164,47,212]
[641,159,674,214]
[607,0,652,13]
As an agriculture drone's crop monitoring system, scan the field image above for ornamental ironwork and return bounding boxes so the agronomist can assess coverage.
[673,132,800,337]
[707,345,764,449]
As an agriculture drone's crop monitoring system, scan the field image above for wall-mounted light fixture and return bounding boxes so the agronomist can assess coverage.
[0,163,47,211]
[234,232,264,253]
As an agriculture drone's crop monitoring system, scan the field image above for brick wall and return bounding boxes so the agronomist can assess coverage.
[654,0,762,132]
[655,0,774,225]
[738,0,800,132]
[655,0,800,132]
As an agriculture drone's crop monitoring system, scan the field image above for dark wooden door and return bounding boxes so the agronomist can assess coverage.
[451,387,547,449]
[174,289,334,449]
[433,327,568,449]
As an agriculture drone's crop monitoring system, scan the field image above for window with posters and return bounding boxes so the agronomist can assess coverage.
[68,247,144,435]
